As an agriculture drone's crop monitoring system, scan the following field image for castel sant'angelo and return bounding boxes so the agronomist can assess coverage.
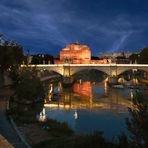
[54,42,109,64]
[55,43,91,64]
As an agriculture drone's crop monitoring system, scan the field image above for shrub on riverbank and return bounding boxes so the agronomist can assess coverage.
[14,68,45,103]
[39,119,74,136]
[8,101,44,125]
[33,132,117,148]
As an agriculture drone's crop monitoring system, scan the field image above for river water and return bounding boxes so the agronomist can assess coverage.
[42,76,148,140]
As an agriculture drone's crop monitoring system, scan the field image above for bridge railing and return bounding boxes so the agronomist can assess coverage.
[21,64,148,67]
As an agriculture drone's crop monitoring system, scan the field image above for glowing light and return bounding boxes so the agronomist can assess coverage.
[104,81,108,95]
[130,89,134,99]
[49,83,53,94]
[74,111,78,119]
[133,78,138,85]
[38,108,47,122]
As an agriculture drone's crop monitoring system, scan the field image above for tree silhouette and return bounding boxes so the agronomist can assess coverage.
[138,48,148,64]
[126,91,148,148]
[0,34,24,86]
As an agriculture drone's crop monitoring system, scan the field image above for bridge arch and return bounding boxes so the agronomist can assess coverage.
[72,69,108,82]
[70,66,110,76]
[117,67,148,76]
[36,66,64,76]
[39,69,62,77]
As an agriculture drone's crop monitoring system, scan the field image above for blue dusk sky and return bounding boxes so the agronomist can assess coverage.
[0,0,148,56]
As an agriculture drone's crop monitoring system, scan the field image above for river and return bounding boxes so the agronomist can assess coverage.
[41,74,148,140]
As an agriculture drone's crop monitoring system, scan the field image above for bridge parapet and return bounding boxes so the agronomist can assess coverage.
[21,64,148,77]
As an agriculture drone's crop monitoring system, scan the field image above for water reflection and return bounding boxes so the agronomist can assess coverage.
[73,81,92,98]
[44,79,147,139]
[38,107,47,122]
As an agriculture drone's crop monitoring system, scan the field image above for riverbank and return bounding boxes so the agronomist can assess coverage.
[1,86,61,146]
[0,87,27,148]
[0,134,13,148]
[14,118,117,148]
[8,97,120,148]
[10,115,75,146]
[2,83,148,148]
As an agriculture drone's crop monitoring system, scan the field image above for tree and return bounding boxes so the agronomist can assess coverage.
[14,68,45,103]
[138,48,148,64]
[0,34,24,85]
[0,35,24,72]
[129,54,138,64]
[126,92,148,148]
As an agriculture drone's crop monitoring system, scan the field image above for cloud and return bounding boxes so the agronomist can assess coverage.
[0,0,148,55]
[110,31,132,52]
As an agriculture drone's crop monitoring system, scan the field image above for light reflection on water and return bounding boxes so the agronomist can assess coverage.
[43,80,142,140]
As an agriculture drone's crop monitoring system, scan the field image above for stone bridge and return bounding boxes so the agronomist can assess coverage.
[21,64,148,77]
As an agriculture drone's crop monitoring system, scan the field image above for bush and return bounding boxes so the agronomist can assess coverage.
[14,68,45,103]
[39,119,74,136]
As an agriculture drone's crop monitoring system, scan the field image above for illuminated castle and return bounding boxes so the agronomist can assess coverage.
[55,43,91,64]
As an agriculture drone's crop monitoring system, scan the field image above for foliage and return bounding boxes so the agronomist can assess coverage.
[129,48,148,64]
[33,132,117,148]
[129,54,139,64]
[14,68,45,102]
[138,48,148,64]
[0,34,24,86]
[8,101,44,124]
[126,91,148,148]
[0,34,24,72]
[118,132,129,148]
[39,118,74,136]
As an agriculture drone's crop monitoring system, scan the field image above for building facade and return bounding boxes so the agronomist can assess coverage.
[54,43,91,64]
[98,52,131,64]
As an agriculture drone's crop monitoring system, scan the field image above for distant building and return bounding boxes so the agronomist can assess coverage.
[99,52,132,59]
[54,43,112,64]
[98,52,132,64]
[115,56,130,64]
[54,43,91,64]
[25,54,54,64]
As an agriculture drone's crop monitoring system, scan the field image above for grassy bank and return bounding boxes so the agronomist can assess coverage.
[33,132,118,148]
